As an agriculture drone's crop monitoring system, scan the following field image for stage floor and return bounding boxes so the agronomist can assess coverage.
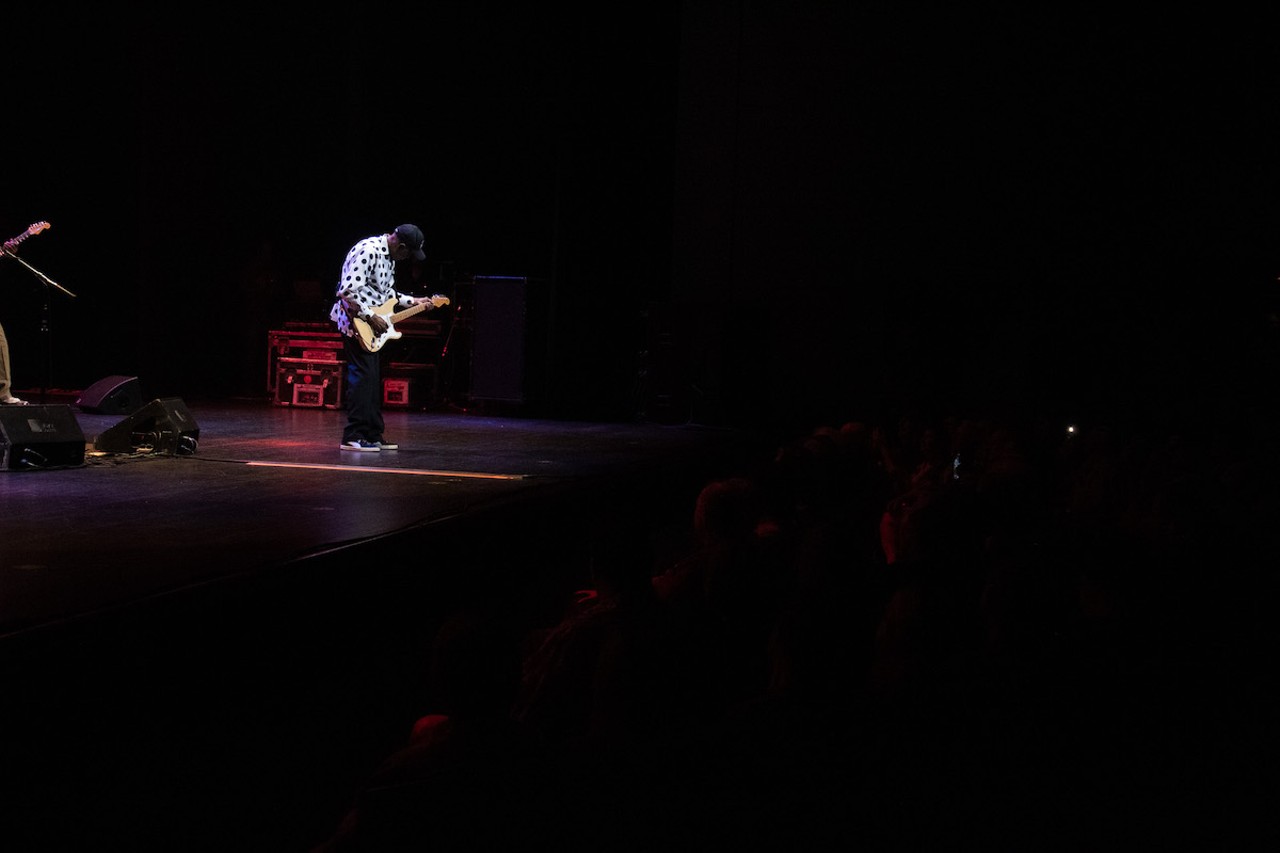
[0,397,766,849]
[2,397,760,639]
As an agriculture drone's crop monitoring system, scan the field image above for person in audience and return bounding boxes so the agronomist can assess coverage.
[313,608,547,850]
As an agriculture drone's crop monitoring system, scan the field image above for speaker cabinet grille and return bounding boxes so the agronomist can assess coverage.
[0,405,87,470]
[469,276,526,402]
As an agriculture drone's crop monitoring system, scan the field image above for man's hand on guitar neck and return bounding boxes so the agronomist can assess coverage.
[416,294,452,312]
[409,295,441,309]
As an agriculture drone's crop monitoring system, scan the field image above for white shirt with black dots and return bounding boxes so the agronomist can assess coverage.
[329,234,414,337]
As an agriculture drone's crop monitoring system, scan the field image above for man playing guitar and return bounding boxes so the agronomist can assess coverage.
[330,224,446,451]
[0,221,51,405]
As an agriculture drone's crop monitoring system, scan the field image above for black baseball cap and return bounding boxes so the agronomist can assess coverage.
[394,224,426,261]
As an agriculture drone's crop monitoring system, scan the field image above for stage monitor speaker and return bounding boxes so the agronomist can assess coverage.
[76,375,144,415]
[0,404,87,471]
[94,397,200,456]
[469,275,526,402]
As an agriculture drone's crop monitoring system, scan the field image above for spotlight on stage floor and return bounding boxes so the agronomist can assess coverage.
[94,397,200,456]
[0,404,87,471]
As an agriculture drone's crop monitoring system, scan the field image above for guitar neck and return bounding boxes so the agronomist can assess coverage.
[389,301,431,324]
[6,222,50,250]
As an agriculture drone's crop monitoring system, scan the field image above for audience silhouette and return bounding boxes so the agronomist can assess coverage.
[311,404,1279,850]
[312,608,549,850]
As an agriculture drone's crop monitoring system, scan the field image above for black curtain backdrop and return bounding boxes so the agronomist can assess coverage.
[3,4,1276,434]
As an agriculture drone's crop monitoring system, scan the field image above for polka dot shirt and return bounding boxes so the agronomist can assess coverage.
[330,234,414,337]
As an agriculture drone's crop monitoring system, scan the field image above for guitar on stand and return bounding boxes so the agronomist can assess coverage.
[353,294,451,353]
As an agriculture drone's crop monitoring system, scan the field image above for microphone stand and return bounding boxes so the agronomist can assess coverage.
[2,248,76,298]
[3,248,76,403]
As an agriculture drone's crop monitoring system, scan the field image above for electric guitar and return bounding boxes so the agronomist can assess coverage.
[353,294,451,353]
[3,221,50,254]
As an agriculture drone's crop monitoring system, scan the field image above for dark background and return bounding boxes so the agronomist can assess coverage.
[3,4,1277,438]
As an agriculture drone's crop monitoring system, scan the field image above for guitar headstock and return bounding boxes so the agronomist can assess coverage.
[430,294,451,308]
[27,221,50,236]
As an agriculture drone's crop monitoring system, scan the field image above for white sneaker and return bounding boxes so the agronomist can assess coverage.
[0,395,27,405]
[340,439,380,451]
[375,440,398,450]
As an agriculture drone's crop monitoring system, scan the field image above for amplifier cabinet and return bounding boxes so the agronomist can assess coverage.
[383,363,438,410]
[267,326,345,394]
[275,358,345,409]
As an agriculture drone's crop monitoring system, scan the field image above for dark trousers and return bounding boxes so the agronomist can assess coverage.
[343,334,384,442]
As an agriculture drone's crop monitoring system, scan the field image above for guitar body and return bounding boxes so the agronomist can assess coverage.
[353,294,450,353]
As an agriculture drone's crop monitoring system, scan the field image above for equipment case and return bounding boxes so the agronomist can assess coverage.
[275,358,345,409]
